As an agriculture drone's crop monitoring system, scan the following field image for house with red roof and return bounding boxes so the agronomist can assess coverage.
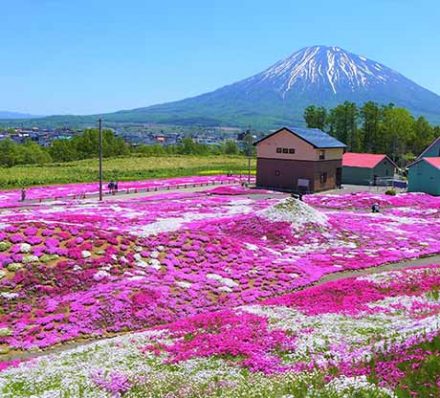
[408,157,440,196]
[342,152,397,185]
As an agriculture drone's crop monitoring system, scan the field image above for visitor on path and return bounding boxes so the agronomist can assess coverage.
[21,187,26,202]
[114,181,119,194]
[372,202,380,213]
[107,181,114,195]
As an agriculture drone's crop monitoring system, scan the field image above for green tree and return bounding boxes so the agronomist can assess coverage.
[222,140,239,155]
[18,140,52,165]
[328,102,360,151]
[380,105,415,164]
[411,116,434,156]
[0,139,19,167]
[49,139,79,162]
[360,101,382,153]
[304,105,327,130]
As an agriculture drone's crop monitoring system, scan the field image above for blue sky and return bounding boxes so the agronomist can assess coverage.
[1,0,439,115]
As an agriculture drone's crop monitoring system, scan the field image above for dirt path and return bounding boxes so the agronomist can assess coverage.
[3,253,439,364]
[309,254,440,287]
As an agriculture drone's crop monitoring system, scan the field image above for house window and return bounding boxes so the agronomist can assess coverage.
[320,172,328,184]
[319,150,325,160]
[276,147,282,153]
[275,170,281,176]
[282,148,289,153]
[289,148,295,154]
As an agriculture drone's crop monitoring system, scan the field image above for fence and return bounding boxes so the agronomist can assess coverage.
[29,178,244,204]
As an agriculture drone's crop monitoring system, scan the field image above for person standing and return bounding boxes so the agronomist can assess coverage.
[107,181,114,195]
[21,187,26,202]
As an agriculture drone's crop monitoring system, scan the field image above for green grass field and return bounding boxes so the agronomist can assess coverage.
[0,155,256,189]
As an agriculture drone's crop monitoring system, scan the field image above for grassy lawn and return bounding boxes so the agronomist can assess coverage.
[0,155,256,189]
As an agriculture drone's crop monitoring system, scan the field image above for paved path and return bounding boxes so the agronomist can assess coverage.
[3,253,439,364]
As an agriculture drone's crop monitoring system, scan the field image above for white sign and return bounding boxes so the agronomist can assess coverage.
[297,178,310,188]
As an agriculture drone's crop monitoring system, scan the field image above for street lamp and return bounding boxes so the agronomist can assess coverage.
[98,119,103,201]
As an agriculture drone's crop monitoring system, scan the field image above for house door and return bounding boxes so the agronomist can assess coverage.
[336,168,342,188]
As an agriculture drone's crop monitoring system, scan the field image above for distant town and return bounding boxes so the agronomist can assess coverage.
[0,124,260,148]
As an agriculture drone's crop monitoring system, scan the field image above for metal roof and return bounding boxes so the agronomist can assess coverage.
[254,127,346,149]
[424,157,440,170]
[417,136,440,159]
[408,157,440,170]
[343,152,396,169]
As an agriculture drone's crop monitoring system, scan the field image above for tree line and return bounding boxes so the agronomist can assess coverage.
[0,129,243,167]
[304,102,439,165]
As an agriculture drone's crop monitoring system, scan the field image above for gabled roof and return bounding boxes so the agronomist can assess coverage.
[254,126,346,149]
[425,157,440,170]
[408,157,440,170]
[417,136,440,159]
[343,152,397,169]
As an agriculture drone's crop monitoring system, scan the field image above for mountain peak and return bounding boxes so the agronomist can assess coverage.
[15,46,440,128]
[253,45,400,95]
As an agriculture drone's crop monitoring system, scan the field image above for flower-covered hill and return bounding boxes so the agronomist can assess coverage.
[0,181,439,356]
[1,265,438,398]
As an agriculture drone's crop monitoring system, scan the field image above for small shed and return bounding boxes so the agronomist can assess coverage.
[407,157,440,196]
[254,127,346,193]
[342,153,397,185]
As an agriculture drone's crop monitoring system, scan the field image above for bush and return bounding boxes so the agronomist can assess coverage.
[385,189,396,196]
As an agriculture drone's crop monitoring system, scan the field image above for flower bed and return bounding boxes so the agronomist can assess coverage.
[0,175,245,207]
[0,265,438,397]
[0,186,439,354]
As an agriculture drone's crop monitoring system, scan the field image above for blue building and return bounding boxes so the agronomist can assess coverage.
[417,136,440,159]
[407,157,440,196]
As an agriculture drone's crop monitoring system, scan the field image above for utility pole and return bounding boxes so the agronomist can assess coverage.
[244,128,254,185]
[98,118,103,201]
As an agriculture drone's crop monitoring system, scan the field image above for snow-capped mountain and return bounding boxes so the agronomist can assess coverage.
[246,46,404,95]
[14,46,440,128]
[105,45,440,128]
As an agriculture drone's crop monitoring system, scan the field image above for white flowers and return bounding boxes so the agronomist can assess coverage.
[326,375,396,397]
[22,255,39,263]
[207,273,239,288]
[0,292,19,300]
[81,250,91,258]
[176,281,192,289]
[19,243,31,253]
[259,198,328,228]
[0,327,12,337]
[93,270,110,281]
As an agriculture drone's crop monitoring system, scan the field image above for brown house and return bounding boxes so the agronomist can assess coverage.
[255,127,346,193]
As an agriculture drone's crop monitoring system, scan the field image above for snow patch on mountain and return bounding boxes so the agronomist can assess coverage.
[250,45,402,96]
